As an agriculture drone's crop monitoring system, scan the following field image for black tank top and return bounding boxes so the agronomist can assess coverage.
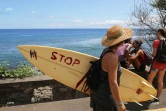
[91,48,122,108]
[100,47,122,85]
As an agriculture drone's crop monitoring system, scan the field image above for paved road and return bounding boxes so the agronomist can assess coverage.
[1,98,92,111]
[1,96,166,111]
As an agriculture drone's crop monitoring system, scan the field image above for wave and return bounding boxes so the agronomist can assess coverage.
[19,35,34,37]
[70,38,101,46]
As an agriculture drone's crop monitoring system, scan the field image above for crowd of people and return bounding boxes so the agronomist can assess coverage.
[90,25,166,111]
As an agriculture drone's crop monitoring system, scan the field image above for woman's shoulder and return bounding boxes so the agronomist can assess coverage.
[152,39,161,48]
[103,52,118,62]
[138,49,144,54]
[153,39,160,43]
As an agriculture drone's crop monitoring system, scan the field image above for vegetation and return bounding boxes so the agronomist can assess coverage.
[0,61,43,79]
[129,0,166,51]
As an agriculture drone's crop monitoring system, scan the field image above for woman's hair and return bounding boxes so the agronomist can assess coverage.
[124,38,131,43]
[134,40,143,48]
[157,28,166,38]
[110,41,124,48]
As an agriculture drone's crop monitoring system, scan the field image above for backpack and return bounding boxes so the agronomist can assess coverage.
[156,39,166,63]
[86,50,114,91]
[143,50,153,66]
[137,49,153,66]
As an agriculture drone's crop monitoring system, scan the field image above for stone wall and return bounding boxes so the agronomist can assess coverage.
[0,79,88,107]
[0,69,165,107]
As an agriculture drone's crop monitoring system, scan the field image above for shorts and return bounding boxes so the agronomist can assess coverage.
[151,67,166,72]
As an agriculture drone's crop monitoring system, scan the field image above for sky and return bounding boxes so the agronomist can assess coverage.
[0,0,138,29]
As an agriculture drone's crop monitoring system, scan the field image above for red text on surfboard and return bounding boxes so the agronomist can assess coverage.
[51,52,80,66]
[30,50,37,60]
[136,88,143,95]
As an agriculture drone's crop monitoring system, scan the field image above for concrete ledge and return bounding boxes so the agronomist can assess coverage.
[0,75,53,84]
[0,75,88,106]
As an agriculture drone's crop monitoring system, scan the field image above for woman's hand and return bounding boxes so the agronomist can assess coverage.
[118,103,126,111]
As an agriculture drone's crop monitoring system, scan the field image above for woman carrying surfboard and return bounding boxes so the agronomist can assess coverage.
[91,25,134,111]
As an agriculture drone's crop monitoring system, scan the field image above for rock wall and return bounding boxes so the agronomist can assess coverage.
[0,80,88,107]
[0,69,165,107]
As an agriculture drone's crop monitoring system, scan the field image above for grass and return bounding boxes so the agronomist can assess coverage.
[0,61,43,79]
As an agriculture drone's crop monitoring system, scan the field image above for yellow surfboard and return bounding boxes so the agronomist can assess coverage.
[17,45,157,104]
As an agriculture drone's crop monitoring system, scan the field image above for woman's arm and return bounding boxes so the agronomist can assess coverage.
[103,53,126,111]
[106,53,122,103]
[152,40,159,57]
[152,48,157,57]
[130,50,143,60]
[125,44,132,60]
[126,44,132,51]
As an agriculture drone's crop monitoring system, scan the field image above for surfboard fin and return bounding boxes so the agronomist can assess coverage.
[140,81,153,88]
[130,98,143,106]
[144,92,158,100]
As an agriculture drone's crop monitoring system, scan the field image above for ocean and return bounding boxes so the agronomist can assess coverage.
[0,29,152,68]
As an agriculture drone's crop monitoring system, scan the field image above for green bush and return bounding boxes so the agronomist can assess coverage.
[0,61,43,79]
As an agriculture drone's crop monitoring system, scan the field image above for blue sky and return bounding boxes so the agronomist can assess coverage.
[0,0,137,29]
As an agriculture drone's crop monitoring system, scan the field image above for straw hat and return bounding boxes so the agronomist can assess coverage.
[102,25,134,47]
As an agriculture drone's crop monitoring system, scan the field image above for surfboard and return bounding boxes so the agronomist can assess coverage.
[17,45,157,104]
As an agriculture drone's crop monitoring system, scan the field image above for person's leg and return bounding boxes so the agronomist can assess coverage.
[148,68,158,85]
[127,58,140,70]
[157,69,165,99]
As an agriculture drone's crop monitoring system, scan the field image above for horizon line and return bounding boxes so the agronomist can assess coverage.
[0,28,144,30]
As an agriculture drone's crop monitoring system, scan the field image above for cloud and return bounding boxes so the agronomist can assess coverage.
[74,19,84,23]
[6,8,13,12]
[89,20,127,25]
[74,19,128,27]
[47,19,129,28]
[48,15,54,19]
[32,10,36,13]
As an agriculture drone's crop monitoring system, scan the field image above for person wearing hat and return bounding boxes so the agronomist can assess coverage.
[91,25,133,111]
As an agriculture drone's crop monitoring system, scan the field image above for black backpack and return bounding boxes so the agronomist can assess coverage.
[156,39,166,63]
[86,50,114,91]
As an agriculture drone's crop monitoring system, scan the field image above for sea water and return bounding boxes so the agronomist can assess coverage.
[0,29,153,68]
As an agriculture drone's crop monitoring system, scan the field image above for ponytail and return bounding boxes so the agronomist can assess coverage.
[134,40,143,48]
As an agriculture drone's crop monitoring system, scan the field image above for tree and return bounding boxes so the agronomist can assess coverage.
[129,0,166,51]
[152,0,166,11]
[151,0,166,27]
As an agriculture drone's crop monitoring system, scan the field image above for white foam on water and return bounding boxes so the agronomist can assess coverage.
[19,35,34,37]
[70,38,101,47]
